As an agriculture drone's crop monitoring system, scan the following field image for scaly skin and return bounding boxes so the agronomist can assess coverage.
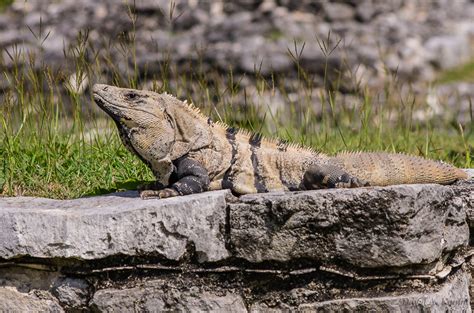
[93,84,468,199]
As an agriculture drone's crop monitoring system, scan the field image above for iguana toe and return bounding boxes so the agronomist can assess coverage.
[334,176,368,188]
[158,188,180,198]
[304,164,369,189]
[139,188,179,199]
[139,190,160,200]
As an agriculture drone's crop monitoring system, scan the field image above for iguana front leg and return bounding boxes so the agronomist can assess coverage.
[140,157,210,199]
[303,164,369,189]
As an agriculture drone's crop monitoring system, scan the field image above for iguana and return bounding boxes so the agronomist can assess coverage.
[93,84,468,199]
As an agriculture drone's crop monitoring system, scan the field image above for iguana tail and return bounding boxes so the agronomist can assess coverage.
[330,152,468,186]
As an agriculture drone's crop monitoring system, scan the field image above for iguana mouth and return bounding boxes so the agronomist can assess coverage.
[93,92,125,123]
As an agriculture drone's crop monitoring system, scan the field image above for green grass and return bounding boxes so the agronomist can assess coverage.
[0,21,472,199]
[437,59,474,83]
[0,0,12,11]
[1,134,154,199]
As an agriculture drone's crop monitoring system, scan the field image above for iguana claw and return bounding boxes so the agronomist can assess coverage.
[140,188,179,199]
[303,164,369,189]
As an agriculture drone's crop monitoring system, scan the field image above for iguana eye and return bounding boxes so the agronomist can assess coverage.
[125,92,138,100]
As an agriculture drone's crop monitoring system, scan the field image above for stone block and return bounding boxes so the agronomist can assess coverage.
[0,190,230,262]
[229,184,469,268]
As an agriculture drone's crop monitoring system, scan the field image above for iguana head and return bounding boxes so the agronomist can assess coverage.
[93,84,212,173]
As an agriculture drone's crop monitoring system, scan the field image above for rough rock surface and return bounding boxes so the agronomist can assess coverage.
[0,267,90,311]
[88,269,472,312]
[230,184,470,268]
[90,280,248,312]
[0,184,470,268]
[0,180,472,311]
[463,169,474,230]
[0,190,230,262]
[0,287,63,312]
[0,266,471,312]
[251,269,471,312]
[302,270,471,312]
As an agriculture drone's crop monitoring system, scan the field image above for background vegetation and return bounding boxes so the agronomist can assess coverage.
[0,14,472,199]
[0,0,12,11]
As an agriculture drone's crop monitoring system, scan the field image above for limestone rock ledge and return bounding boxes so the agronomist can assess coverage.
[0,190,230,262]
[0,181,472,311]
[229,184,469,267]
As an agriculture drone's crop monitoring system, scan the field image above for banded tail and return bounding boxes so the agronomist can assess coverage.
[330,152,468,186]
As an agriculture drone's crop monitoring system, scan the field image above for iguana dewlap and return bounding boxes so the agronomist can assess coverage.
[93,84,468,199]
